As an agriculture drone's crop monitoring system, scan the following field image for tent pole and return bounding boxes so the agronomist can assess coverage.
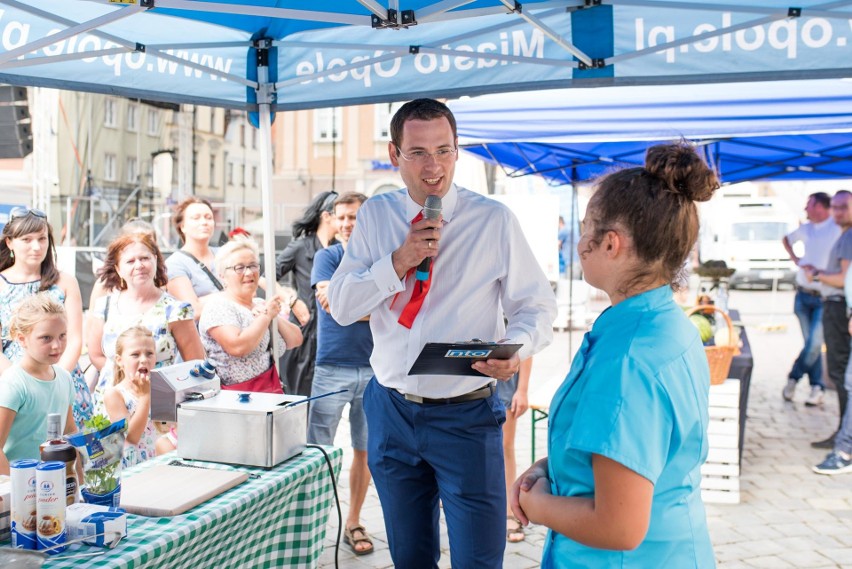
[256,48,281,373]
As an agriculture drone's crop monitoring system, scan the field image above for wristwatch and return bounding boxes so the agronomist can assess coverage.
[813,270,821,281]
[288,296,298,309]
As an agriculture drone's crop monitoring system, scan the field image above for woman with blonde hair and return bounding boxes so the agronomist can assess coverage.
[200,238,302,391]
[86,232,204,405]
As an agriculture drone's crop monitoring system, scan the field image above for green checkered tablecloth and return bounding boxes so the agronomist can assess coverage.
[44,446,342,569]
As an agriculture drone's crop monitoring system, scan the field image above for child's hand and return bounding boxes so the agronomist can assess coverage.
[134,369,151,394]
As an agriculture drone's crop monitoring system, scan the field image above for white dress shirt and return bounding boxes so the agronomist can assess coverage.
[786,217,841,290]
[328,184,557,399]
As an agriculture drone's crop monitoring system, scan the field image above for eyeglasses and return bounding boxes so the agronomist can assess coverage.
[9,207,47,221]
[226,263,260,275]
[396,146,458,164]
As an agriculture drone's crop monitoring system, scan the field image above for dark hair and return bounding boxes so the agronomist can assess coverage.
[390,99,457,150]
[809,192,831,209]
[584,141,719,293]
[174,196,214,243]
[334,192,368,210]
[97,233,168,291]
[0,211,61,290]
[292,191,337,239]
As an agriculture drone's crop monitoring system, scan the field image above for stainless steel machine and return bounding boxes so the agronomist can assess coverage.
[150,361,307,468]
[150,360,218,423]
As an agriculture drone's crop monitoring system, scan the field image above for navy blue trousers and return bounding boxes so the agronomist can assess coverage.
[364,378,506,569]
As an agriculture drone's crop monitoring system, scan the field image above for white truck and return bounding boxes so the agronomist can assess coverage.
[699,196,798,289]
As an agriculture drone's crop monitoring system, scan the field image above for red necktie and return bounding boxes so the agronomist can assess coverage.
[396,212,433,329]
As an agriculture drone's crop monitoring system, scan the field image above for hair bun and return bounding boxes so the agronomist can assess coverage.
[645,142,719,203]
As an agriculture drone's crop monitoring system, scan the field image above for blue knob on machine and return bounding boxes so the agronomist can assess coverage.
[189,360,216,379]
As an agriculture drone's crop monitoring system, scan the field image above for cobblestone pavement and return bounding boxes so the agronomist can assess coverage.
[317,289,852,568]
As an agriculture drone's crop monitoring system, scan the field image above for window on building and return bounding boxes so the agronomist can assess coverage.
[251,128,257,150]
[240,124,246,147]
[104,99,117,128]
[147,109,160,135]
[240,164,246,187]
[126,157,138,185]
[252,166,258,188]
[209,154,217,188]
[314,107,342,142]
[227,162,234,186]
[104,153,117,181]
[210,108,217,134]
[375,102,404,140]
[127,103,138,132]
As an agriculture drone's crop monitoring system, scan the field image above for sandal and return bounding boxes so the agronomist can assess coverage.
[344,524,374,556]
[507,515,525,543]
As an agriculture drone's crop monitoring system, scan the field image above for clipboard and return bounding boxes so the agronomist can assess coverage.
[408,342,523,376]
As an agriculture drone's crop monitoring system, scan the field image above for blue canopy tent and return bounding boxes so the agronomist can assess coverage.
[0,0,850,303]
[448,79,852,185]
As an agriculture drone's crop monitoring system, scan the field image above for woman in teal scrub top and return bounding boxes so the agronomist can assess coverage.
[511,142,720,568]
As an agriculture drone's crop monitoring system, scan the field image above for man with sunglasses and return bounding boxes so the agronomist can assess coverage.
[328,99,556,568]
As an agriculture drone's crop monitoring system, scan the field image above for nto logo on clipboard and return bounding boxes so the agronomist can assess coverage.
[409,341,522,376]
[446,349,493,358]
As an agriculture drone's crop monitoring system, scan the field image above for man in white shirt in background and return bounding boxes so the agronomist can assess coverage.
[328,98,556,569]
[782,192,841,407]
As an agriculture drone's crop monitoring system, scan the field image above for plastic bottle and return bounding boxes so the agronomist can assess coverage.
[716,283,729,314]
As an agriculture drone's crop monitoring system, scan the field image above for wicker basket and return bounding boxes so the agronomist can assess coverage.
[686,305,738,386]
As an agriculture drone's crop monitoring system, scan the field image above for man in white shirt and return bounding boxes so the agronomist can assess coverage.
[328,99,556,568]
[782,192,841,406]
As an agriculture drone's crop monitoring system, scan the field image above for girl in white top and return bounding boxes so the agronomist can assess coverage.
[102,326,158,468]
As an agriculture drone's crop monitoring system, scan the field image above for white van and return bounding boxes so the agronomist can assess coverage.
[699,197,797,289]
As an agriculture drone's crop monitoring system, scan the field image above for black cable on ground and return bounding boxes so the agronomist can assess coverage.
[307,444,341,569]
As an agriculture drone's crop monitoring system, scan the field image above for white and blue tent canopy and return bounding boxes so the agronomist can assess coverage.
[448,79,852,184]
[0,0,850,319]
[0,1,849,111]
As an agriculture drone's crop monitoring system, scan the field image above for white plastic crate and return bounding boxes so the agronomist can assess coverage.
[701,379,741,504]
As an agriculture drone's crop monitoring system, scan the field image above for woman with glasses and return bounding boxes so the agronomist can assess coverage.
[166,197,220,320]
[86,232,205,405]
[275,190,339,395]
[0,207,94,430]
[201,238,302,388]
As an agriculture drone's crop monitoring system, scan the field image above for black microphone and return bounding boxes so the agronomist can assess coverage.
[416,195,442,282]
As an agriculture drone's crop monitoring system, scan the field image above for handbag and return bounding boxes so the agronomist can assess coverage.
[220,356,284,394]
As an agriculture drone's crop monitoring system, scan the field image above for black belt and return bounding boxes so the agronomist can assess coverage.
[825,296,846,303]
[399,382,495,405]
[796,286,822,297]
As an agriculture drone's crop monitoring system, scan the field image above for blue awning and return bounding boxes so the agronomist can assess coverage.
[449,80,852,183]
